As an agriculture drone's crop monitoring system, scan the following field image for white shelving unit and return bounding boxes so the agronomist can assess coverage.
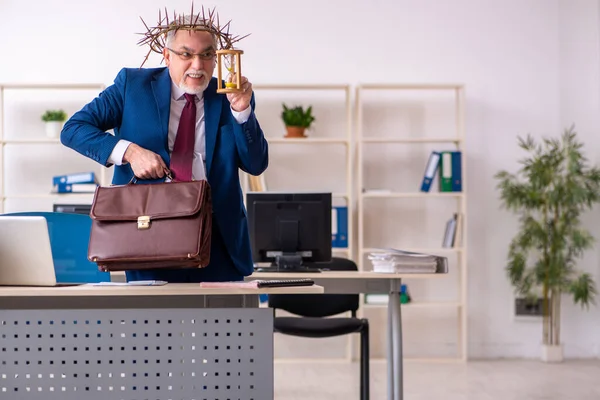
[355,83,467,362]
[245,84,354,260]
[244,84,355,363]
[0,83,107,214]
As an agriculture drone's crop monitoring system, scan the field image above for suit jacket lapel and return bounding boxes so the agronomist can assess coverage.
[151,68,172,159]
[204,78,221,178]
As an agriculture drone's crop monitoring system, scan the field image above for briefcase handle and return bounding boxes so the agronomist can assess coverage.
[128,168,174,185]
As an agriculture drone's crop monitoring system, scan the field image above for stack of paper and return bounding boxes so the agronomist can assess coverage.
[367,248,439,273]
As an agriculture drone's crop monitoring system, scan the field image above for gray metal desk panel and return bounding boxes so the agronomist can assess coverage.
[0,285,323,400]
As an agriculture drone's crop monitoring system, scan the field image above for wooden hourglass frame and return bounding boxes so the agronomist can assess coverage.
[216,49,244,94]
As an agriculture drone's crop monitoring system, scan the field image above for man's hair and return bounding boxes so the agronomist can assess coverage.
[165,15,218,49]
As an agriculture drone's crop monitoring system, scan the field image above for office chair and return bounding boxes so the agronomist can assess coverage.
[268,257,369,400]
[1,211,110,283]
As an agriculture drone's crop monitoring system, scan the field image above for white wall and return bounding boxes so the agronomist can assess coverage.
[1,0,600,359]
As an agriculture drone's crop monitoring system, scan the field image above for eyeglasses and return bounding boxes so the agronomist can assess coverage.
[166,47,216,62]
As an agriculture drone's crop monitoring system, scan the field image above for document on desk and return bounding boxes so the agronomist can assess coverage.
[85,280,168,286]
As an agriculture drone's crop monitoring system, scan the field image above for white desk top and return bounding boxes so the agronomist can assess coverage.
[0,283,324,297]
[251,270,444,279]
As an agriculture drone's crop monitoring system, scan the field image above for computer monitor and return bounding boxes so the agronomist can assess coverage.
[246,192,332,272]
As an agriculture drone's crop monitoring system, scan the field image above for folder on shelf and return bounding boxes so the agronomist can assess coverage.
[439,151,453,192]
[451,151,462,192]
[420,151,440,192]
[332,206,348,248]
[54,182,98,194]
[438,151,462,192]
[52,172,97,186]
[442,213,460,248]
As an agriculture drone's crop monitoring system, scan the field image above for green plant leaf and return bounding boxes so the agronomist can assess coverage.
[41,109,67,122]
[569,273,597,309]
[281,103,315,128]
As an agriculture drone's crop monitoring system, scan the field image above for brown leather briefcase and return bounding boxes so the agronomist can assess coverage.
[87,180,212,272]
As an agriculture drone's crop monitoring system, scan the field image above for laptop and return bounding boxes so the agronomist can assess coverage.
[0,215,82,286]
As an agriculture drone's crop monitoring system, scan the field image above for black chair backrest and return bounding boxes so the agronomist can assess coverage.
[267,257,359,318]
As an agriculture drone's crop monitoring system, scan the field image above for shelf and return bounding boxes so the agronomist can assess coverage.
[360,247,463,255]
[361,191,464,198]
[332,247,350,253]
[357,83,463,90]
[253,84,349,91]
[363,301,461,309]
[2,139,61,144]
[2,193,95,199]
[0,83,105,90]
[267,137,349,144]
[361,137,462,144]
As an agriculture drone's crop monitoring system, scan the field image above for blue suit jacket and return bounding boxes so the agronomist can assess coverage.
[61,67,268,278]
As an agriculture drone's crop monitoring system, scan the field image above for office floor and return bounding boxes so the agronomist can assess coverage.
[274,359,600,400]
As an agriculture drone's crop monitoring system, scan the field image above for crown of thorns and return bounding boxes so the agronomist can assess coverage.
[137,4,250,67]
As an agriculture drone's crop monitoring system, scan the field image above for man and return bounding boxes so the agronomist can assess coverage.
[61,17,268,283]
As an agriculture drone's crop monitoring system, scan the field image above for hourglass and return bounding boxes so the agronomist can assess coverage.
[216,49,244,93]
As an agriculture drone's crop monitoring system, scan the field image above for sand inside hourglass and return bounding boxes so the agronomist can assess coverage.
[225,54,237,89]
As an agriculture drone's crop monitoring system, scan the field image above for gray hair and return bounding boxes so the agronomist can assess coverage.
[165,15,218,49]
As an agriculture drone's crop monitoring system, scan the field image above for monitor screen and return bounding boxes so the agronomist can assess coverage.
[246,192,332,271]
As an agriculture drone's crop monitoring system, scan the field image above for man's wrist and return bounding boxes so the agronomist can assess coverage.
[123,143,139,164]
[231,105,251,124]
[108,140,133,166]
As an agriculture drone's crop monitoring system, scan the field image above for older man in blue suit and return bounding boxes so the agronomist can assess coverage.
[60,17,268,283]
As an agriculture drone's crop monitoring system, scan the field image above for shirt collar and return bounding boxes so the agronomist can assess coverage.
[170,80,204,102]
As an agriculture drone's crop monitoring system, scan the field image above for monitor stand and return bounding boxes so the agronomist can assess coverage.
[258,254,321,273]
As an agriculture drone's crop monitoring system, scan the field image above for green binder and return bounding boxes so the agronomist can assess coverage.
[439,151,453,192]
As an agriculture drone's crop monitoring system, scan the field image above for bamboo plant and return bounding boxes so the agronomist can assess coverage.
[495,126,600,350]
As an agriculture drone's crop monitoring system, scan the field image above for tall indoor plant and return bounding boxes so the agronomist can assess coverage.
[495,126,600,362]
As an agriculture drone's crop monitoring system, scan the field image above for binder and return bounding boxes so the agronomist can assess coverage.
[54,182,97,194]
[439,151,453,192]
[420,151,441,192]
[451,151,462,192]
[332,206,348,248]
[52,172,97,186]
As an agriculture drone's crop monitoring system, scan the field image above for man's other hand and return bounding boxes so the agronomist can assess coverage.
[123,143,168,179]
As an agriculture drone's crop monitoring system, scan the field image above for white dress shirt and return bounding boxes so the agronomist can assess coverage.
[108,81,251,180]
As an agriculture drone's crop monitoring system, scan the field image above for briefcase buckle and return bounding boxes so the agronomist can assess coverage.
[137,216,151,230]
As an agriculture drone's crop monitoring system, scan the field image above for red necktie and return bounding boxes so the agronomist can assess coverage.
[170,93,196,181]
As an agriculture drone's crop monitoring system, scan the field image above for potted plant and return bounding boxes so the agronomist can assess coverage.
[495,126,600,362]
[281,103,315,138]
[41,109,67,138]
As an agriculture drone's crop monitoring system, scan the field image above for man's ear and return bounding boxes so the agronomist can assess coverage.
[163,48,171,66]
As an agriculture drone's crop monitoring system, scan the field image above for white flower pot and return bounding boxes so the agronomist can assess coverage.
[541,344,563,362]
[45,121,63,138]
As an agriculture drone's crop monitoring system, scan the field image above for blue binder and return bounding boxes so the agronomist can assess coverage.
[420,151,441,192]
[451,151,462,192]
[332,206,348,248]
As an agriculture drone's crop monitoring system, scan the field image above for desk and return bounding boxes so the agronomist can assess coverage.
[0,284,323,400]
[252,270,447,400]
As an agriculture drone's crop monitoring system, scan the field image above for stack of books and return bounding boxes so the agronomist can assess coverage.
[367,248,440,273]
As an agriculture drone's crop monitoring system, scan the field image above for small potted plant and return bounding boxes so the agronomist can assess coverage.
[41,109,67,138]
[281,103,315,138]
